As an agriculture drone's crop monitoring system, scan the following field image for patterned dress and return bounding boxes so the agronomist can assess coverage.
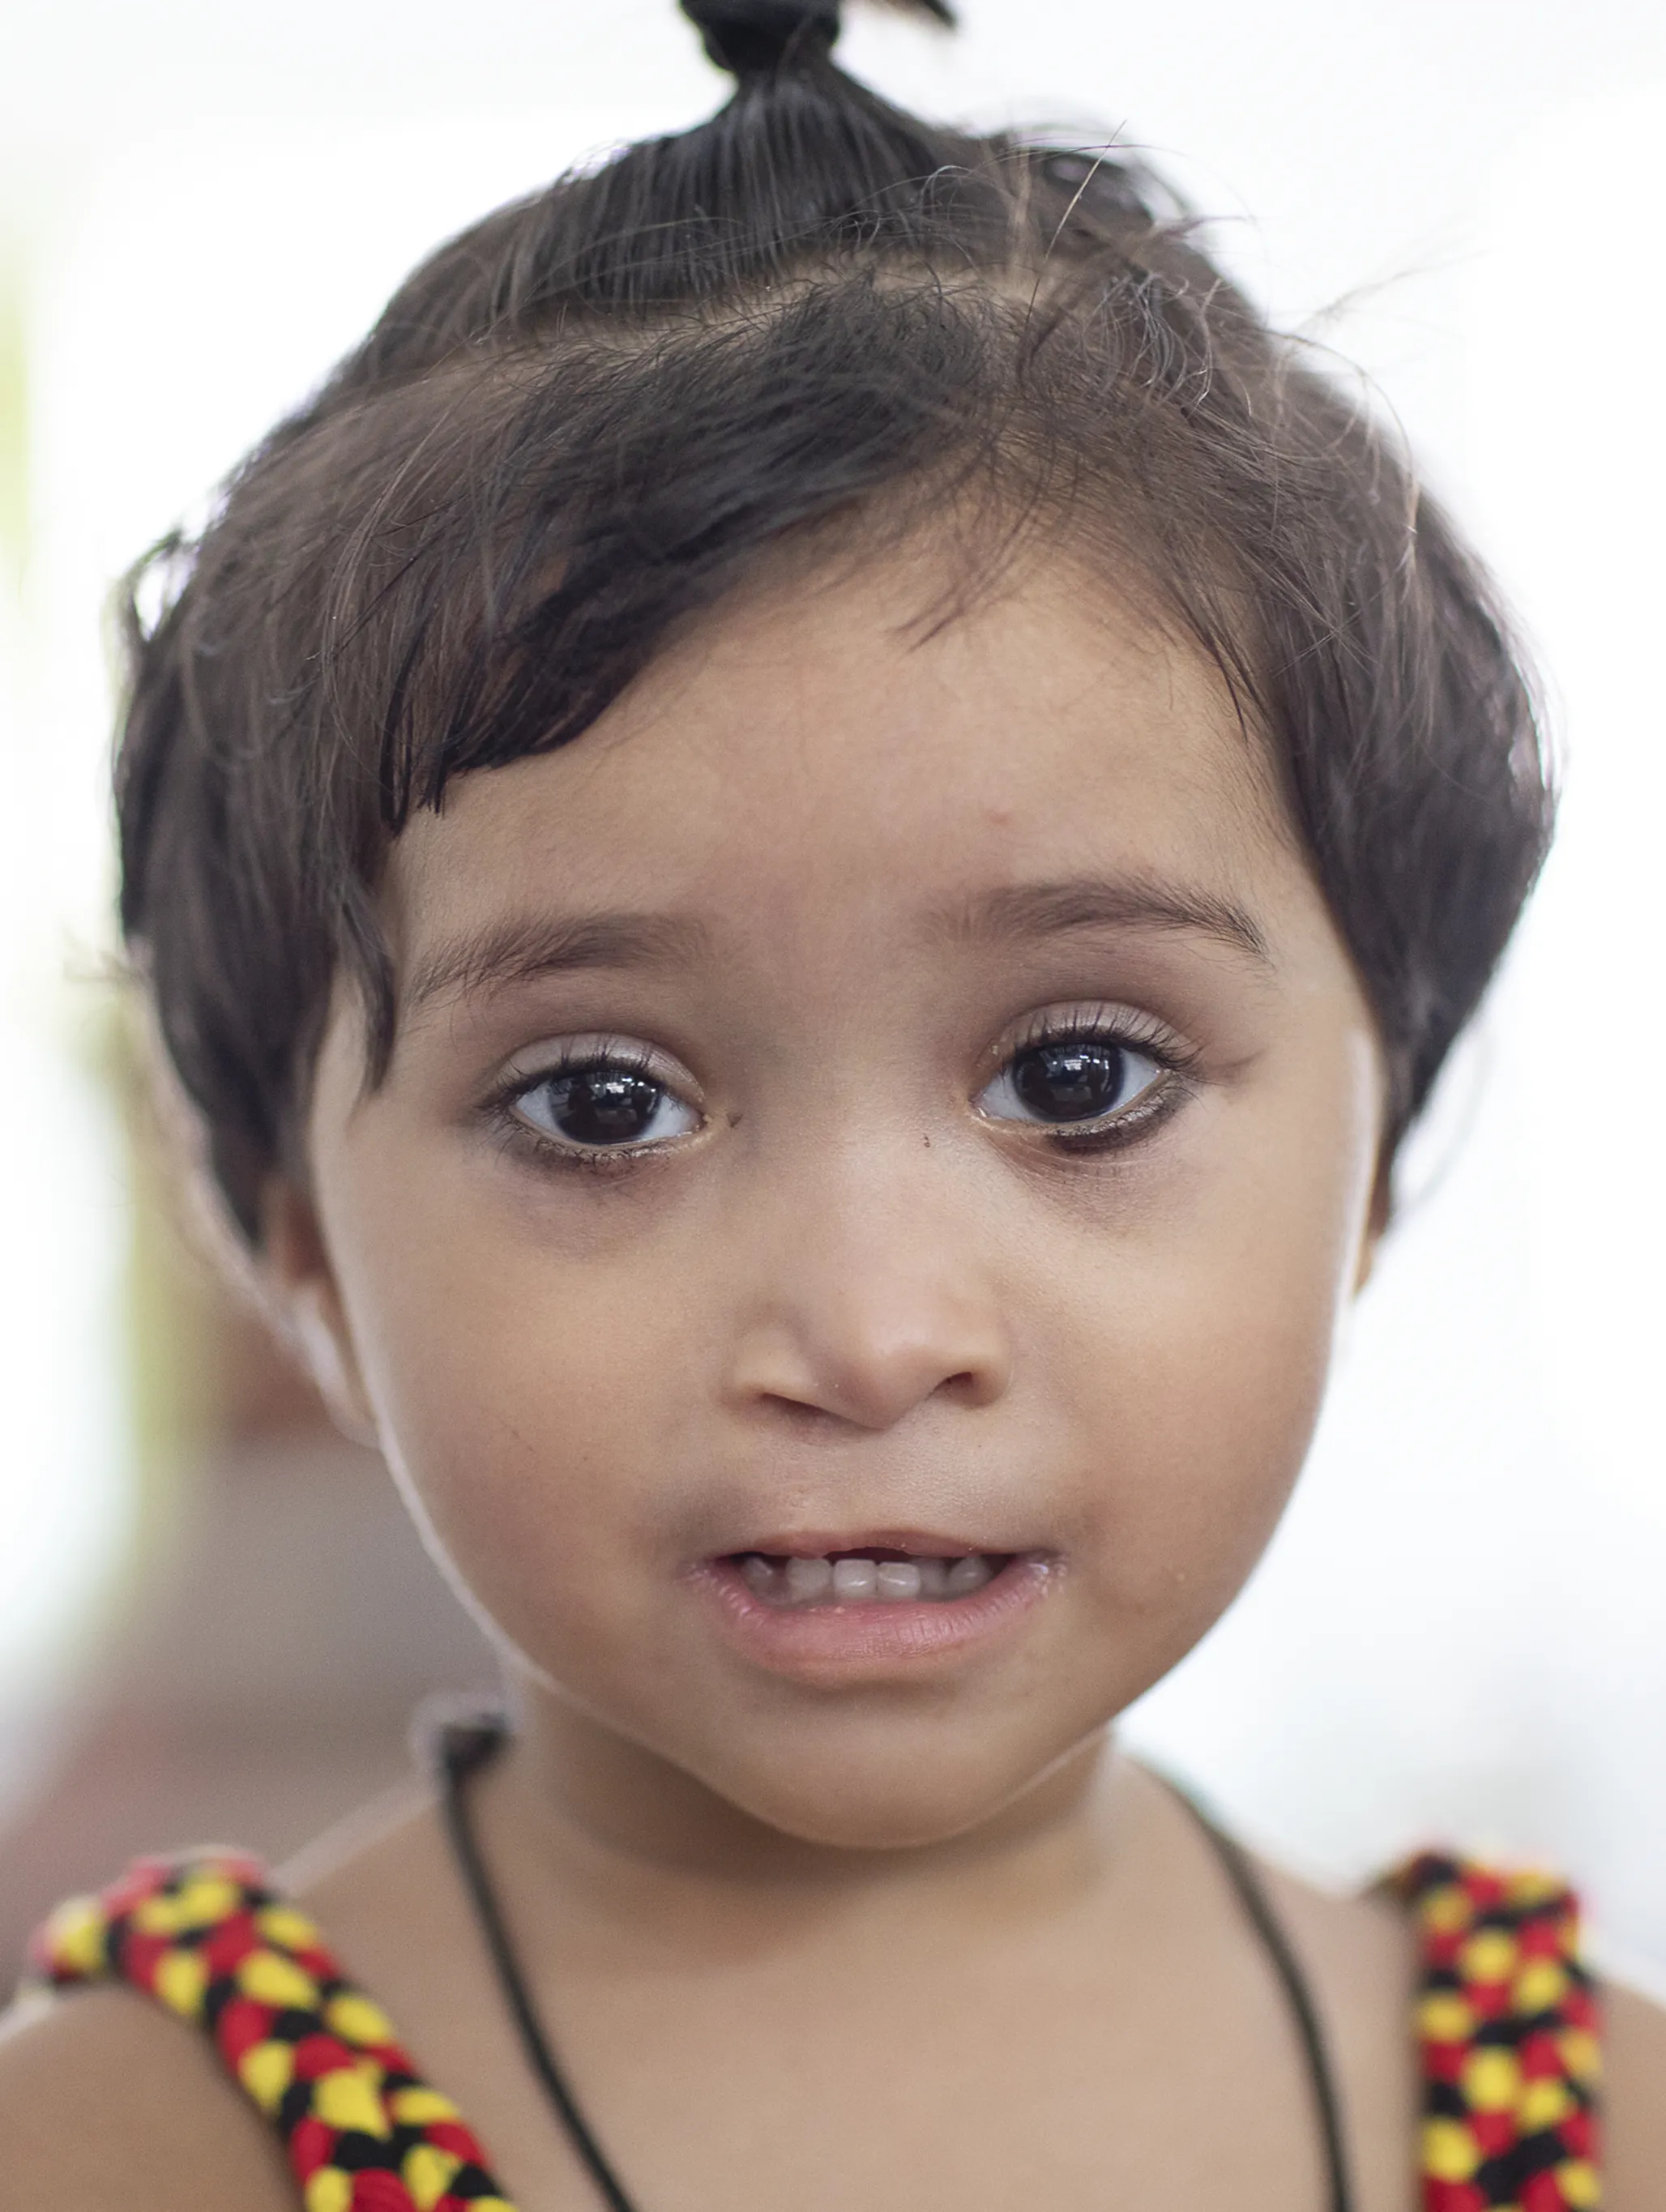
[23,1845,1601,2212]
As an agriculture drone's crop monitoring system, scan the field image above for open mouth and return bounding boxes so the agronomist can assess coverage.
[725,1547,1017,1608]
[697,1543,1054,1672]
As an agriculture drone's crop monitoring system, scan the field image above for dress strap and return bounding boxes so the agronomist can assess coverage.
[23,1852,523,2212]
[1390,1852,1602,2210]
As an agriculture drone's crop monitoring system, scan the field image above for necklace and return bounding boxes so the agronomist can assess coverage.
[436,1715,1354,2212]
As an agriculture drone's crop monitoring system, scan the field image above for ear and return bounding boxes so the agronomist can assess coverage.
[1352,1154,1394,1293]
[259,1179,380,1448]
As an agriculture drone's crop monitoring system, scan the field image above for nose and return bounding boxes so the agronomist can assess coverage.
[722,1153,1014,1432]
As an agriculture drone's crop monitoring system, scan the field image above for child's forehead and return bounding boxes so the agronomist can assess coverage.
[386,547,1298,955]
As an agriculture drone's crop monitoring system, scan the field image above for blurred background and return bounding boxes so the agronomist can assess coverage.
[2,0,1664,1991]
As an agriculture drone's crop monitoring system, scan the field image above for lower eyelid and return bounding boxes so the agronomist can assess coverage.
[494,1117,681,1175]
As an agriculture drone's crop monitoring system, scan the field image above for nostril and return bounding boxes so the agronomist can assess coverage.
[755,1394,850,1435]
[941,1362,1005,1409]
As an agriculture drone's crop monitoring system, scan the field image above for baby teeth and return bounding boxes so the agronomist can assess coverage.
[735,1552,1003,1608]
[874,1561,921,1601]
[832,1557,878,1600]
[785,1556,834,1603]
[945,1555,993,1596]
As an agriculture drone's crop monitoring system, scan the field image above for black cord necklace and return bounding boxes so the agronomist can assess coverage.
[1176,1793,1356,2212]
[437,1716,1355,2212]
[438,1718,638,2212]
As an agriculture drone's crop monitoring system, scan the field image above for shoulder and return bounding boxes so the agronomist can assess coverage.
[1606,1979,1666,2211]
[1258,1855,1419,1989]
[1254,1859,1422,2201]
[0,1981,297,2212]
[0,1795,433,2212]
[1257,1854,1666,2210]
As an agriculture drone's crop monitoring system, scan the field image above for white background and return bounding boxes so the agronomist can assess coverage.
[2,0,1664,1983]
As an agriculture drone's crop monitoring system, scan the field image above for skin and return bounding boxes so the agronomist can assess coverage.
[2,543,1662,2208]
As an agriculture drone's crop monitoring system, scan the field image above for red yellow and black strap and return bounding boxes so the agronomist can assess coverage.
[25,1852,521,2212]
[1392,1852,1601,2210]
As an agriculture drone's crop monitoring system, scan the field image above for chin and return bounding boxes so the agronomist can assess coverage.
[694,1736,1080,1853]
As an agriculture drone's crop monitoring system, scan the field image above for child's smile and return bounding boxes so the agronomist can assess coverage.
[284,536,1385,1861]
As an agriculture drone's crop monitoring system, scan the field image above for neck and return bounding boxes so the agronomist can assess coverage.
[481,1678,1132,1941]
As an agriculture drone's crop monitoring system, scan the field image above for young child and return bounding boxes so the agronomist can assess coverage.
[2,0,1660,2204]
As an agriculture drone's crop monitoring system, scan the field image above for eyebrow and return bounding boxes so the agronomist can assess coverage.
[402,909,711,1014]
[938,875,1273,965]
[401,870,1271,1020]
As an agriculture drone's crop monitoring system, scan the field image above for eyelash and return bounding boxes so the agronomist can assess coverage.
[481,1010,1198,1175]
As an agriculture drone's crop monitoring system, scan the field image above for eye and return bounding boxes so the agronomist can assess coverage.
[978,1031,1168,1133]
[509,1055,700,1152]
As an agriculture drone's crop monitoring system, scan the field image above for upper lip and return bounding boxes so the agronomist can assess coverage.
[716,1530,1018,1559]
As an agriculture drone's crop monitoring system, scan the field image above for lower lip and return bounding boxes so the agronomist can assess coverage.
[690,1554,1057,1677]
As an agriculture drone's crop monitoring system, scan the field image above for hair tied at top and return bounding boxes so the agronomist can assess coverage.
[679,0,955,80]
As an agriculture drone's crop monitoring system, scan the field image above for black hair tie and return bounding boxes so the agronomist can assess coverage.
[679,0,955,81]
[680,0,843,76]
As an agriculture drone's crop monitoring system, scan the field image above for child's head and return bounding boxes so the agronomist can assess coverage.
[117,0,1552,1848]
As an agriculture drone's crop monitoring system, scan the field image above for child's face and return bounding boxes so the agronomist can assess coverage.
[287,543,1384,1851]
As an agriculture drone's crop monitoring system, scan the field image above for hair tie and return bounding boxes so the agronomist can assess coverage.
[679,0,843,78]
[679,0,955,81]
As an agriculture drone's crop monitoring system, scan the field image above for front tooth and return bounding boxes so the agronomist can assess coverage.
[875,1561,922,1603]
[831,1557,879,1601]
[944,1554,993,1596]
[785,1556,834,1603]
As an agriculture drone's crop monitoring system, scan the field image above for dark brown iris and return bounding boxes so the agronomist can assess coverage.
[1010,1040,1126,1123]
[541,1067,664,1146]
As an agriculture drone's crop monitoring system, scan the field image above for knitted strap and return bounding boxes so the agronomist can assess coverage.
[1391,1853,1602,2211]
[24,1844,1605,2212]
[24,1854,523,2212]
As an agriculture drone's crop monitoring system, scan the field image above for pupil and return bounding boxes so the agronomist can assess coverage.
[1012,1040,1125,1122]
[547,1067,660,1145]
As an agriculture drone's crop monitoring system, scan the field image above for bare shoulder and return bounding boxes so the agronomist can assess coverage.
[1607,1979,1666,2212]
[276,1767,438,1919]
[0,1981,297,2212]
[1258,1855,1420,1992]
[1255,1858,1420,2209]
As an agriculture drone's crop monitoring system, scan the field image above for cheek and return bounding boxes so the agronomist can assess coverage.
[326,1178,711,1668]
[1044,1064,1374,1639]
[1066,1257,1334,1623]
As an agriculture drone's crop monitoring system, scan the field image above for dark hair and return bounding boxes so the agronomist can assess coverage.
[117,0,1553,1242]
